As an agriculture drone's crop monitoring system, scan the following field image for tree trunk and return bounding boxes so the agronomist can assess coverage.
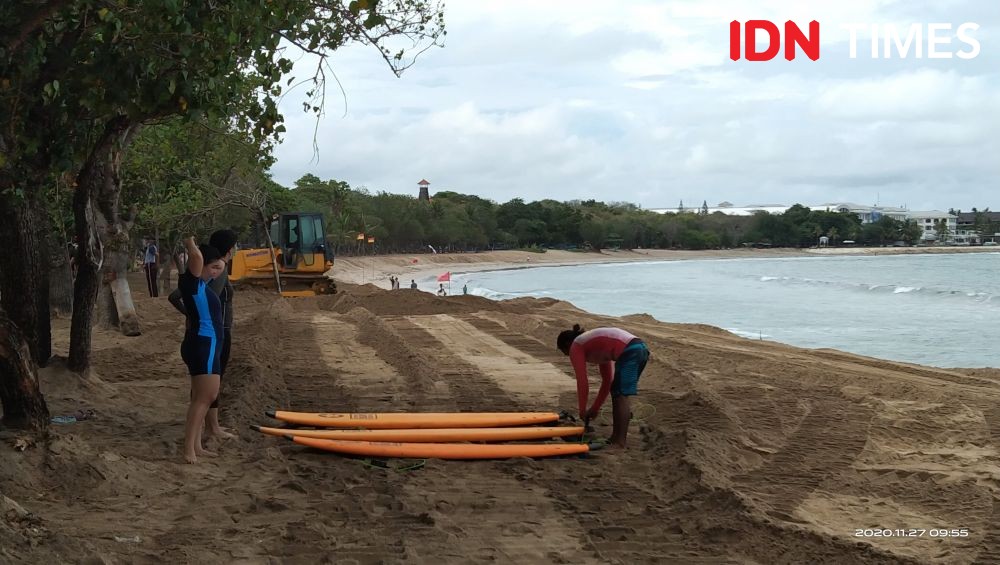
[69,116,140,372]
[260,209,283,294]
[48,235,74,317]
[0,191,52,366]
[95,249,140,336]
[0,305,49,430]
[158,236,179,295]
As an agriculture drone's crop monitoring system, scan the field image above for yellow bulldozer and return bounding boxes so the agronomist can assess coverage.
[230,212,337,297]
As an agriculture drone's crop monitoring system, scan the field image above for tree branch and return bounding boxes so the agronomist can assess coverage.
[4,0,74,56]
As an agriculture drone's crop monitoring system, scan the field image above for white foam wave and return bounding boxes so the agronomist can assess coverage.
[725,328,771,340]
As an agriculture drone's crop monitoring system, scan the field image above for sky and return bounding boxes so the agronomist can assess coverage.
[269,0,1000,212]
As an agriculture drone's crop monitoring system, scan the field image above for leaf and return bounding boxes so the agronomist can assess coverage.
[98,7,110,20]
[168,78,176,95]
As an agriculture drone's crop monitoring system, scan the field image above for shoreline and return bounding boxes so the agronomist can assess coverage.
[331,246,1000,289]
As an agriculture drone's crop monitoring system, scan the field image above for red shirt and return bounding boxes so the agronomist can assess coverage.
[569,328,637,415]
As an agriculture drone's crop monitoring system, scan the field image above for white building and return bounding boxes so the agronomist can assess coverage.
[905,211,958,241]
[810,203,909,224]
[648,203,797,216]
[650,202,910,224]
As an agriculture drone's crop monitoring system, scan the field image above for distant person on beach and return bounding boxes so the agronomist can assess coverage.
[463,283,468,295]
[557,325,650,449]
[142,236,159,297]
[410,279,417,289]
[437,284,447,296]
[389,275,395,289]
[176,236,227,463]
[170,230,238,445]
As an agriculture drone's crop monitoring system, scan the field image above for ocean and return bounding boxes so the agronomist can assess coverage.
[440,253,1000,368]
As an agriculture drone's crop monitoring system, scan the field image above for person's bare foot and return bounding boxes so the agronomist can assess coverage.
[184,451,198,464]
[195,446,217,458]
[205,427,236,440]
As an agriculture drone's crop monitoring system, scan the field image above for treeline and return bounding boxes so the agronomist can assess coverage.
[103,119,932,258]
[229,178,928,255]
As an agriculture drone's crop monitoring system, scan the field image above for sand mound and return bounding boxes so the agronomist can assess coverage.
[1,280,998,563]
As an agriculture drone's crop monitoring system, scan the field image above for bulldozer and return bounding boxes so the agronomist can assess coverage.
[230,212,337,297]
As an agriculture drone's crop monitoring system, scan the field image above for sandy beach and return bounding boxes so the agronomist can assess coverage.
[332,246,1000,289]
[1,249,999,563]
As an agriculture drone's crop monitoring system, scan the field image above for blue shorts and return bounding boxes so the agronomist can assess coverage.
[612,341,649,397]
[181,335,221,376]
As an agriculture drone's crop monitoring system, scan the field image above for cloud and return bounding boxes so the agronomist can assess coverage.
[270,1,1000,211]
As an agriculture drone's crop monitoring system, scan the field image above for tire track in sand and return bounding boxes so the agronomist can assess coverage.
[379,314,601,562]
[265,310,452,561]
[734,393,873,519]
[404,314,576,408]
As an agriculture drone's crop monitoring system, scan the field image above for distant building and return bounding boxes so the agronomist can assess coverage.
[649,204,793,216]
[956,211,1000,231]
[905,211,957,241]
[650,201,910,225]
[812,203,908,224]
[418,179,430,201]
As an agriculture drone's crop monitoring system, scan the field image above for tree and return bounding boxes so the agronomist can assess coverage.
[934,219,952,242]
[580,219,607,249]
[0,0,445,426]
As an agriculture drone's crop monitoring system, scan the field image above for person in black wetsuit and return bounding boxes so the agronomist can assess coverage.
[177,236,227,464]
[169,229,238,443]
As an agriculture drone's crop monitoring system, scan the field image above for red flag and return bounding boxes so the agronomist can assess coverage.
[437,272,451,282]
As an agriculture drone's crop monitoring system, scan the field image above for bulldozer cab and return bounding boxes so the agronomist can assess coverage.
[269,213,330,268]
[230,212,336,296]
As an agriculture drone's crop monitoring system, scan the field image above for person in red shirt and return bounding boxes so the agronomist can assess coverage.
[557,324,650,448]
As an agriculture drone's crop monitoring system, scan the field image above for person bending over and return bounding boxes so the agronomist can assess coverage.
[557,324,650,448]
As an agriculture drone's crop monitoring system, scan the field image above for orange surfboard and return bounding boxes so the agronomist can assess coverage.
[289,436,590,459]
[266,410,560,429]
[254,425,584,442]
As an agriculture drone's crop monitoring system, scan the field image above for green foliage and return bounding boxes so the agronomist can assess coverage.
[744,205,863,247]
[1,0,445,197]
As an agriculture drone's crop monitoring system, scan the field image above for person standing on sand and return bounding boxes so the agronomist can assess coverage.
[169,230,238,443]
[410,279,417,289]
[437,283,447,296]
[463,283,468,295]
[176,236,227,464]
[142,236,159,297]
[557,324,650,449]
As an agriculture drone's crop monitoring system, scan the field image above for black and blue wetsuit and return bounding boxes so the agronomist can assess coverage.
[178,271,224,376]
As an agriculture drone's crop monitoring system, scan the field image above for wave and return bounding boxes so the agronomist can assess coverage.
[468,287,523,301]
[725,328,772,340]
[756,275,996,302]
